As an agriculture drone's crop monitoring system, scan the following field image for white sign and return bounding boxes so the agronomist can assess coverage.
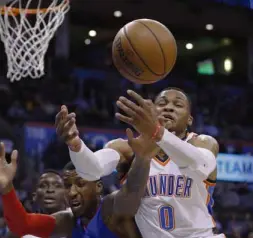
[217,153,253,182]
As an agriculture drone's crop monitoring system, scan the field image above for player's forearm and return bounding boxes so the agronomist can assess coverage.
[114,156,151,215]
[69,139,120,181]
[156,129,216,177]
[125,156,151,193]
[2,187,56,237]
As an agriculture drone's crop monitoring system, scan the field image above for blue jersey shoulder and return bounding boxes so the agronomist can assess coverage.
[72,204,118,238]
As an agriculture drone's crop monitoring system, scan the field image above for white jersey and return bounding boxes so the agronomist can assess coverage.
[131,133,220,238]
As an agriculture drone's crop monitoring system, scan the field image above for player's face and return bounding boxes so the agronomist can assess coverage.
[35,173,66,212]
[155,90,193,134]
[63,170,101,218]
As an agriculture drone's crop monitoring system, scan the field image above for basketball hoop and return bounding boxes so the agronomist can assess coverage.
[0,0,70,82]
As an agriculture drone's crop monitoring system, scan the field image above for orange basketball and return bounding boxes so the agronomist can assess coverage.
[112,19,177,84]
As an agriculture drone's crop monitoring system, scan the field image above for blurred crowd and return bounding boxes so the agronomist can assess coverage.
[1,59,253,141]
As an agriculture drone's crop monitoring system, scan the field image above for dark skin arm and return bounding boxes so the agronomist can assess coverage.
[101,128,159,217]
[102,156,151,216]
[102,128,158,217]
[100,128,159,238]
[50,211,74,237]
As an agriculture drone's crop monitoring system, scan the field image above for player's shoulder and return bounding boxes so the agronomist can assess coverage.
[188,133,219,157]
[188,132,218,144]
[50,210,74,237]
[196,134,218,143]
[52,209,74,223]
[104,138,133,157]
[187,132,216,142]
[104,138,127,148]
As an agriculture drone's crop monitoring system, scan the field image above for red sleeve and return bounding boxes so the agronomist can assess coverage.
[2,188,56,237]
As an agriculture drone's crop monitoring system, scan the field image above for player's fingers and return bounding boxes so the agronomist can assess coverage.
[61,105,69,114]
[0,142,5,158]
[63,117,76,133]
[56,105,68,123]
[63,130,79,143]
[55,110,63,127]
[55,109,68,131]
[116,100,138,118]
[115,113,134,125]
[62,119,78,141]
[127,90,146,108]
[126,128,134,146]
[10,150,18,167]
[56,113,76,136]
[118,96,143,115]
[145,99,153,106]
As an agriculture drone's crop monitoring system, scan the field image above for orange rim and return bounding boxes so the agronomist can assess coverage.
[0,0,69,15]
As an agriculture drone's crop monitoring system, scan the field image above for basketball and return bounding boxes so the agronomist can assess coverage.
[112,19,177,84]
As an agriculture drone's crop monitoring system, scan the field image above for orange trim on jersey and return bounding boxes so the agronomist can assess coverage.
[205,183,216,227]
[211,216,216,227]
[120,156,170,184]
[153,156,170,166]
[185,132,198,142]
[120,131,197,183]
[203,180,216,187]
[120,174,127,185]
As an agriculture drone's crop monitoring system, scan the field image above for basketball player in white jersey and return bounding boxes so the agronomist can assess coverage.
[55,87,225,238]
[6,170,68,238]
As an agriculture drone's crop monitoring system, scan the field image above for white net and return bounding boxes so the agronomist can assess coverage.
[0,0,70,82]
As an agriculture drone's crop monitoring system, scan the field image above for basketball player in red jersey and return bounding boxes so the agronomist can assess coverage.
[55,87,222,238]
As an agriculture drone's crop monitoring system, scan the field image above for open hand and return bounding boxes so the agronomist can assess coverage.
[55,105,80,147]
[116,90,163,140]
[126,128,160,160]
[0,142,18,194]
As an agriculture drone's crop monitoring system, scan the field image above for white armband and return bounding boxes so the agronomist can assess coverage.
[69,140,120,181]
[157,129,216,179]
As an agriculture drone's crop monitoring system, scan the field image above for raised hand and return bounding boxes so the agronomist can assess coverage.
[126,128,160,160]
[116,90,163,140]
[0,142,18,194]
[55,105,80,147]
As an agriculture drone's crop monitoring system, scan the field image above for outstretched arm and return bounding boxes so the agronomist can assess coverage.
[55,106,122,181]
[68,139,121,180]
[155,129,218,179]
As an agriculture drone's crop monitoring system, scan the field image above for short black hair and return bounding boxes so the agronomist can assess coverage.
[63,161,102,183]
[41,169,62,178]
[34,169,63,191]
[155,87,192,110]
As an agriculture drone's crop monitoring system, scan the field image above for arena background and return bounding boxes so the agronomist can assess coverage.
[0,0,253,237]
